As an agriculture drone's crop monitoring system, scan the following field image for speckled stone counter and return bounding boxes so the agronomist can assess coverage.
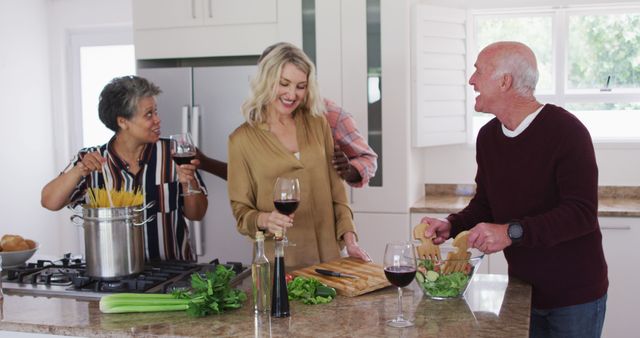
[411,184,640,217]
[0,274,530,337]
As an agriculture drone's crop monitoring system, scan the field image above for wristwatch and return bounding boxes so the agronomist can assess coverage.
[507,221,524,244]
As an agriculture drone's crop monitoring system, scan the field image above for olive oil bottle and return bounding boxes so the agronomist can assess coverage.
[251,231,270,313]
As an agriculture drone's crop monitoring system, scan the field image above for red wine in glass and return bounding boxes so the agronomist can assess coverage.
[273,199,299,216]
[169,133,200,195]
[172,153,196,165]
[383,242,417,328]
[273,177,300,246]
[384,266,416,287]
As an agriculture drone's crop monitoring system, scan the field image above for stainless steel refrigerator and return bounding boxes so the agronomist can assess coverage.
[138,65,256,265]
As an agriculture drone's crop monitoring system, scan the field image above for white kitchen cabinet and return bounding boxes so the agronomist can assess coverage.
[599,217,640,338]
[353,212,410,265]
[133,0,277,29]
[315,0,413,214]
[132,0,204,29]
[132,0,301,59]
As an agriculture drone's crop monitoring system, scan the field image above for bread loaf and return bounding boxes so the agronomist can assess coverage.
[1,234,36,252]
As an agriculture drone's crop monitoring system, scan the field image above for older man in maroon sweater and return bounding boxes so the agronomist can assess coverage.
[422,41,608,338]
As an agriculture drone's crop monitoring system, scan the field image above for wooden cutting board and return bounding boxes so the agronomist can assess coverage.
[290,257,391,297]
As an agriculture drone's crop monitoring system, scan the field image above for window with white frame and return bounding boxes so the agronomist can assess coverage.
[471,5,640,142]
[79,44,135,147]
[69,28,135,152]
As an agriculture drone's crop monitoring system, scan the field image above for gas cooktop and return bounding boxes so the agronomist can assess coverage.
[1,254,249,301]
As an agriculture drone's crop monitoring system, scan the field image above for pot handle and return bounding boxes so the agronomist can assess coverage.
[70,214,84,226]
[68,204,83,215]
[133,215,156,227]
[133,200,156,212]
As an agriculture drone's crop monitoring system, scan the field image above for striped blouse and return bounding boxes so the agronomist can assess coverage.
[68,137,207,261]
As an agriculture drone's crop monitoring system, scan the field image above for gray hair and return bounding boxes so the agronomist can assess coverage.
[490,42,539,97]
[98,75,161,132]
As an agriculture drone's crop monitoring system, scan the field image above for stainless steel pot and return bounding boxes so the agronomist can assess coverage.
[71,202,155,279]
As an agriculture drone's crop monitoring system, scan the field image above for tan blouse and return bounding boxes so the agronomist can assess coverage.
[227,112,356,270]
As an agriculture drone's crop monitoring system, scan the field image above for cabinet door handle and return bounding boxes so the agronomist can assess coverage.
[601,225,631,230]
[208,0,213,18]
[191,0,196,19]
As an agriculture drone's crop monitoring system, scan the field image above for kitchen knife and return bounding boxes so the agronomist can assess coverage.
[315,268,358,279]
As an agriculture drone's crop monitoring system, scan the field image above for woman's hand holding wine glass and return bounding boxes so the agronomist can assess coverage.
[169,133,201,196]
[383,242,417,328]
[272,177,300,246]
[257,211,293,232]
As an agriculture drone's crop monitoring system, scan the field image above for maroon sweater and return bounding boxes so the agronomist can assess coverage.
[447,104,608,309]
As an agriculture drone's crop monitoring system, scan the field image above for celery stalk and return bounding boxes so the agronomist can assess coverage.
[99,293,191,314]
[100,304,189,314]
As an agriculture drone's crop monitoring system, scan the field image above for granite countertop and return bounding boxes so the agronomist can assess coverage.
[0,274,531,337]
[411,184,640,217]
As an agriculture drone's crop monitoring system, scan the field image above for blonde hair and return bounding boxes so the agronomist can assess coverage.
[241,42,325,125]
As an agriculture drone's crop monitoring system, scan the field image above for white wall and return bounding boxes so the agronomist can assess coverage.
[0,0,60,254]
[46,0,133,255]
[0,0,133,257]
[415,0,640,188]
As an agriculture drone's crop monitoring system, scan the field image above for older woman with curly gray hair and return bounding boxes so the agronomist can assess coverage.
[42,75,207,261]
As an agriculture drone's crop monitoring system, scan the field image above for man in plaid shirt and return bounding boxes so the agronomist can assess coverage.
[324,99,378,187]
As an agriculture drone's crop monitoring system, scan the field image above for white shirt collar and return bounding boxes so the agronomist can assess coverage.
[502,104,545,138]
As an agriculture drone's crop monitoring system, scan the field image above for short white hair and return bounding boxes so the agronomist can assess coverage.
[490,43,539,97]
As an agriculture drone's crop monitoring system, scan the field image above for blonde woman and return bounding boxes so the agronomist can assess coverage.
[228,43,370,270]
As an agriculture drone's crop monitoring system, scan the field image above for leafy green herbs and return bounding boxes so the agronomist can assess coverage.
[173,265,247,317]
[287,276,336,305]
[99,265,246,316]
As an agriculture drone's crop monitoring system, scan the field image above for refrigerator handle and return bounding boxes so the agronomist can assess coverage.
[193,220,204,256]
[191,106,200,147]
[181,106,189,134]
[191,105,203,256]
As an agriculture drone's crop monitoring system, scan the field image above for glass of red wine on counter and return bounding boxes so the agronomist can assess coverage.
[170,133,200,196]
[383,241,417,328]
[273,177,300,246]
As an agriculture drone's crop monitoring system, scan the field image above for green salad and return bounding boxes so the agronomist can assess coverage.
[416,259,472,298]
[287,276,337,305]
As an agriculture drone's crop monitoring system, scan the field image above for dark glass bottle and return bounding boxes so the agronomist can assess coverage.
[271,230,290,318]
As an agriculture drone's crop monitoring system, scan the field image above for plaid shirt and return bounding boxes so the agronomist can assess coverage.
[324,100,378,187]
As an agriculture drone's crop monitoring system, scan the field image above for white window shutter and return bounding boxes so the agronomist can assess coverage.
[412,5,468,147]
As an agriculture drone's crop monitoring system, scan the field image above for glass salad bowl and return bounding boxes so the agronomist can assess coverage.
[415,246,484,300]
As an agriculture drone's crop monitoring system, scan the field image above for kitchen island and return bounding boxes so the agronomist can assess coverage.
[0,274,530,337]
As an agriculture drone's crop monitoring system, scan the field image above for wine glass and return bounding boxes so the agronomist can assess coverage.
[169,133,200,195]
[383,242,417,328]
[273,177,300,246]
